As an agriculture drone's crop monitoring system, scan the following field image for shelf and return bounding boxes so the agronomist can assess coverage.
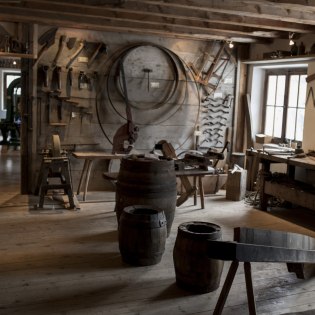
[264,181,315,211]
[242,54,315,65]
[0,52,34,59]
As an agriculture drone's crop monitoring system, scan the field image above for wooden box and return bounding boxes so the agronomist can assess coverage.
[226,169,247,201]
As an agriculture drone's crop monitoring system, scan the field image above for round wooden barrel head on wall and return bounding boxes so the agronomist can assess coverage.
[115,156,177,236]
[119,205,167,266]
[173,221,224,294]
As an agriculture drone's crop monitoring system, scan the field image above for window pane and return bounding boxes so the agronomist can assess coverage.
[288,75,299,107]
[274,107,283,137]
[267,76,277,105]
[265,106,274,136]
[276,75,285,106]
[298,74,307,108]
[296,108,305,141]
[286,108,296,139]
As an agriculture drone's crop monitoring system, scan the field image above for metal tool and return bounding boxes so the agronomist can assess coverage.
[66,40,85,69]
[52,35,67,68]
[51,66,62,92]
[42,65,49,87]
[143,68,152,91]
[87,42,107,68]
[66,67,73,98]
[112,59,139,154]
[34,27,57,67]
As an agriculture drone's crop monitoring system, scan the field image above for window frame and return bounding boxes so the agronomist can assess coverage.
[262,68,307,142]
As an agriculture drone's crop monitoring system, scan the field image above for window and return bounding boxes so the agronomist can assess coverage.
[264,69,307,142]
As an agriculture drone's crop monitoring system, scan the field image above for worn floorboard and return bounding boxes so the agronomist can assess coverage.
[1,147,315,314]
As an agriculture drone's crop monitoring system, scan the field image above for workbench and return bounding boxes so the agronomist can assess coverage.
[254,151,315,211]
[72,151,127,201]
[175,169,219,209]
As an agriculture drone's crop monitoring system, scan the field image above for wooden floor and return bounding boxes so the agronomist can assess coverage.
[1,146,315,315]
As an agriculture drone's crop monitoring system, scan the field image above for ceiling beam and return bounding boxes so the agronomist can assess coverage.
[0,3,275,43]
[23,0,315,34]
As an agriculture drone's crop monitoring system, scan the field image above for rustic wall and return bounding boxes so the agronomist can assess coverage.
[32,26,236,192]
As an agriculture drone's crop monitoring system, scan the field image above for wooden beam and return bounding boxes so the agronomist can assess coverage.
[0,5,264,43]
[23,0,315,34]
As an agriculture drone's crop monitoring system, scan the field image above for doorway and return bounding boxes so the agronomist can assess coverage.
[0,69,21,193]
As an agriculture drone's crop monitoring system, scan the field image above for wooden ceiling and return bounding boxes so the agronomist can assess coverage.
[1,0,315,43]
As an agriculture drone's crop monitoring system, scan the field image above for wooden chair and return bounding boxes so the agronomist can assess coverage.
[207,227,315,315]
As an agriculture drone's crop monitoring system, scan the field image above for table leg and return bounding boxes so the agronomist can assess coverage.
[213,260,239,315]
[83,160,94,201]
[198,175,205,209]
[193,176,197,206]
[244,262,257,315]
[77,159,89,195]
[259,160,271,211]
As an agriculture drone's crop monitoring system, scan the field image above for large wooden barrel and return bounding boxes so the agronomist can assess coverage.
[119,205,167,266]
[115,156,177,236]
[173,221,224,293]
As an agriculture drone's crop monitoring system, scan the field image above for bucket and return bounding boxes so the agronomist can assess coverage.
[119,205,167,266]
[115,156,177,236]
[173,221,224,293]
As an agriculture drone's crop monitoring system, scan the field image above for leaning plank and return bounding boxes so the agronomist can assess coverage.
[207,240,315,263]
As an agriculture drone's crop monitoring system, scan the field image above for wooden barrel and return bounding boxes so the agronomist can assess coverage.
[119,205,167,266]
[173,221,224,293]
[115,156,177,236]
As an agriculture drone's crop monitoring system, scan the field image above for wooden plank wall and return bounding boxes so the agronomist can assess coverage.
[29,26,236,192]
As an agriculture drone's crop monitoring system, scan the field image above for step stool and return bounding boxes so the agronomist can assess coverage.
[36,156,75,209]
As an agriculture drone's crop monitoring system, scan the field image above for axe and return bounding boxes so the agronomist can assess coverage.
[33,27,57,67]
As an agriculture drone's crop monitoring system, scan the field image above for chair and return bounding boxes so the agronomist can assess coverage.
[207,227,315,315]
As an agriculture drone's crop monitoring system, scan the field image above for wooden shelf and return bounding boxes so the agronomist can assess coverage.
[242,54,315,65]
[265,181,315,211]
[0,52,34,59]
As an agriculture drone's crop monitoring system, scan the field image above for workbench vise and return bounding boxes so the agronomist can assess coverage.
[181,152,213,170]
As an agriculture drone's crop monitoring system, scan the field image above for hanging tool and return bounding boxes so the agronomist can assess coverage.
[78,71,90,90]
[67,37,77,50]
[52,35,67,68]
[112,58,139,154]
[57,98,62,121]
[87,42,107,68]
[143,68,152,91]
[42,65,49,87]
[51,66,62,92]
[66,67,73,98]
[33,27,58,67]
[66,40,85,69]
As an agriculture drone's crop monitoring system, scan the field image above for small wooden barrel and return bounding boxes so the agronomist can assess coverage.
[119,205,167,266]
[173,221,224,293]
[115,156,177,236]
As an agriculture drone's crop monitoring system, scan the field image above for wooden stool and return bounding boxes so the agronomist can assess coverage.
[36,156,75,209]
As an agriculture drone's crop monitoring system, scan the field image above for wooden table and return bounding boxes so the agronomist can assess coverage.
[253,151,315,211]
[72,151,127,201]
[175,169,216,209]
